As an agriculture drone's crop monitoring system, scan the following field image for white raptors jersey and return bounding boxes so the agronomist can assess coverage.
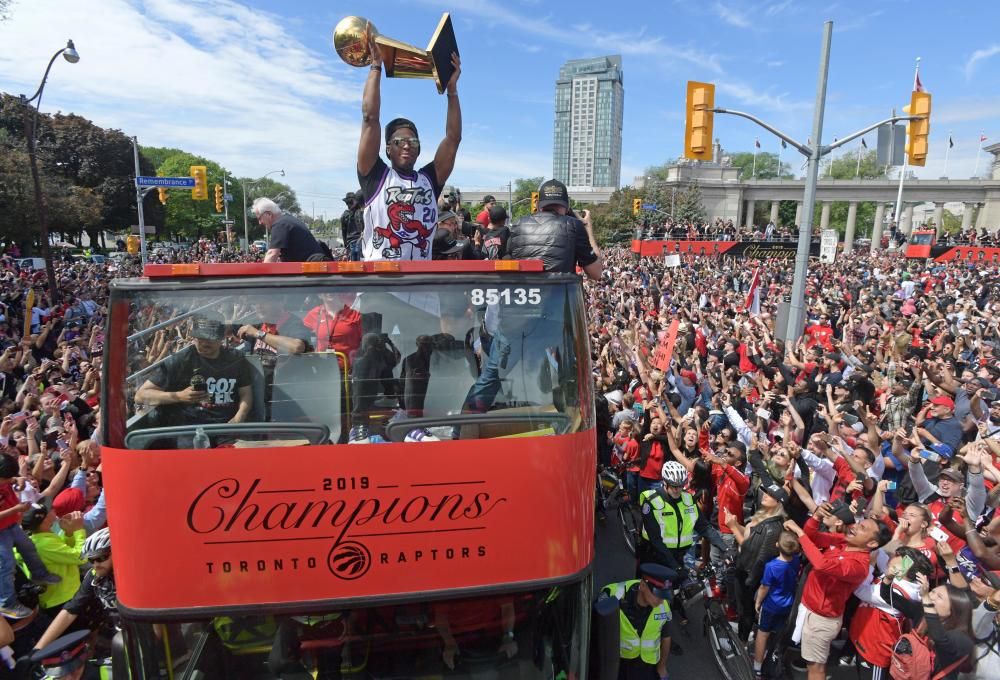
[359,158,440,261]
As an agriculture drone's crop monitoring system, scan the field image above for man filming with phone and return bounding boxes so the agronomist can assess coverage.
[507,179,602,279]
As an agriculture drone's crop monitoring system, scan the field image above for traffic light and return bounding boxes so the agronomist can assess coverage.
[214,184,224,212]
[632,198,641,216]
[157,187,168,205]
[684,81,715,161]
[907,91,931,167]
[530,191,538,213]
[126,234,139,255]
[190,165,208,200]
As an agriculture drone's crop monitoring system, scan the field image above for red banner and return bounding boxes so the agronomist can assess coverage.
[651,319,680,372]
[103,431,595,614]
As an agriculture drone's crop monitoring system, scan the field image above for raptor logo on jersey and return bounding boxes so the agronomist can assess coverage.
[372,186,435,259]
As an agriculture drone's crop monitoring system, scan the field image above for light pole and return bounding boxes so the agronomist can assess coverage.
[240,169,284,249]
[20,39,79,302]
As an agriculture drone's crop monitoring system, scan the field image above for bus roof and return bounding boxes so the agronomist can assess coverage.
[143,260,545,278]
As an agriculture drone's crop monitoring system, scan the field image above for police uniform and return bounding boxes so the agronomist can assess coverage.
[640,488,698,553]
[30,629,110,679]
[601,564,676,680]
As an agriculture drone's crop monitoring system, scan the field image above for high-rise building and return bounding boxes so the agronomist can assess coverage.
[553,55,624,190]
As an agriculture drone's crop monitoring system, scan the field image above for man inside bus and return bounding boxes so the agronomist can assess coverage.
[236,296,312,360]
[135,315,254,427]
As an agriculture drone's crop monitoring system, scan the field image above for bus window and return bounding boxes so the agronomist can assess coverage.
[109,278,590,449]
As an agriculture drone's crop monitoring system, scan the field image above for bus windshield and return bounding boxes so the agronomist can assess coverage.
[124,584,589,680]
[107,277,590,449]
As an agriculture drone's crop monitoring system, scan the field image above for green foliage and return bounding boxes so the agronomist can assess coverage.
[674,183,706,223]
[824,149,886,180]
[728,151,794,180]
[942,209,962,234]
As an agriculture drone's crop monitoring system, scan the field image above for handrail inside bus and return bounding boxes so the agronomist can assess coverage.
[126,296,233,344]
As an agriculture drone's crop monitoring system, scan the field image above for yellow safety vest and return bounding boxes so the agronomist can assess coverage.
[602,580,671,665]
[639,489,698,549]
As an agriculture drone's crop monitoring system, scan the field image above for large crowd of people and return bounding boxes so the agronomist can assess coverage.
[0,202,999,678]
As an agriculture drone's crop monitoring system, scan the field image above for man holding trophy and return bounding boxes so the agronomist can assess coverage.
[341,17,462,261]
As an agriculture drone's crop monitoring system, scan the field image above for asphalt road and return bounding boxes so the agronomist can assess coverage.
[593,507,860,680]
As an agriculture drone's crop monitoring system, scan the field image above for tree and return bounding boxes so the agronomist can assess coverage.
[728,151,793,180]
[808,150,889,236]
[674,183,706,223]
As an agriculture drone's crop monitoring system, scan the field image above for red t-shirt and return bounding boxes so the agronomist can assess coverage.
[710,463,749,534]
[0,482,20,530]
[640,441,666,480]
[476,209,490,228]
[302,305,362,359]
[804,323,834,350]
[800,517,870,618]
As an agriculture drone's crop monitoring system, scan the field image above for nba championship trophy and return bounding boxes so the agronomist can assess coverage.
[333,14,459,94]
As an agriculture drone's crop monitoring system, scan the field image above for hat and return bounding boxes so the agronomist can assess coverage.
[30,630,91,678]
[938,467,964,483]
[760,483,789,505]
[21,502,49,532]
[895,378,914,390]
[929,442,955,459]
[482,195,496,203]
[679,369,697,384]
[638,563,677,599]
[488,205,508,224]
[432,230,464,258]
[537,179,570,210]
[191,316,225,341]
[436,210,458,224]
[929,395,955,410]
[384,117,418,142]
[52,488,85,517]
[342,191,355,203]
[604,390,624,407]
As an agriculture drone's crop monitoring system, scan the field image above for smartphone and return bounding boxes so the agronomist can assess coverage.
[897,554,914,578]
[756,408,772,420]
[886,481,898,491]
[55,438,69,451]
[11,411,29,423]
[26,416,38,428]
[928,526,950,543]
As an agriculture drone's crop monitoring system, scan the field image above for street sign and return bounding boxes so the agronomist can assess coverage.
[224,193,233,202]
[223,220,235,226]
[642,203,657,211]
[820,229,838,263]
[136,176,196,188]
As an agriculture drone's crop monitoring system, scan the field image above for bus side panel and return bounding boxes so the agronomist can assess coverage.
[103,431,596,613]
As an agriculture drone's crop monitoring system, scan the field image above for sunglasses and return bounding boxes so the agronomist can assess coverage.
[88,553,111,564]
[388,137,420,148]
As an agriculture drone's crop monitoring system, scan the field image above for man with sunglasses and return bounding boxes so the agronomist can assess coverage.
[356,26,462,261]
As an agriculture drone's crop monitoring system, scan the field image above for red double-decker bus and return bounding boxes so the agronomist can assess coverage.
[100,260,596,678]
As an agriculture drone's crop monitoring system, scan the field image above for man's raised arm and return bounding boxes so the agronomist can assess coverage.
[433,52,463,187]
[358,24,383,177]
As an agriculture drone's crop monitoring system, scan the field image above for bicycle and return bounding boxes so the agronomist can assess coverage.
[673,563,755,680]
[595,464,642,555]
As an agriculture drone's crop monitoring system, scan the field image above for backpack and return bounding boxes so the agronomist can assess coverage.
[889,631,967,680]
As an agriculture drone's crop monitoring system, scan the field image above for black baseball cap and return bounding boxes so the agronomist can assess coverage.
[537,179,569,210]
[191,316,225,341]
[483,195,496,203]
[385,117,418,141]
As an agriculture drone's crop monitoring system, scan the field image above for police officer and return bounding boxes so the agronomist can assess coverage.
[639,462,727,588]
[600,563,677,680]
[29,629,105,679]
[507,179,602,279]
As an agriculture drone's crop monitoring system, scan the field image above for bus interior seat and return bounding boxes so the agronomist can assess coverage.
[421,349,475,417]
[270,353,343,443]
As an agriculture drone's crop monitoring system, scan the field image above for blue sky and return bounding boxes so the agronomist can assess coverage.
[1,0,998,219]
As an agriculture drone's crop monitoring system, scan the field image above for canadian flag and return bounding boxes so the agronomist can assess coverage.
[981,134,989,143]
[743,267,762,315]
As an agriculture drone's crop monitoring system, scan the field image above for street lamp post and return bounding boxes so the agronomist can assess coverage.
[240,169,284,250]
[20,39,79,302]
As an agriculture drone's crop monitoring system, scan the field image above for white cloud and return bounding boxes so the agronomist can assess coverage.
[964,44,1000,81]
[717,81,811,112]
[713,2,751,29]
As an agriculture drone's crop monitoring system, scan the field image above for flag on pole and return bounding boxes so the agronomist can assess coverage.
[914,71,924,92]
[861,138,867,149]
[743,267,762,315]
[780,139,787,149]
[755,138,761,149]
[948,135,954,148]
[981,134,989,143]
